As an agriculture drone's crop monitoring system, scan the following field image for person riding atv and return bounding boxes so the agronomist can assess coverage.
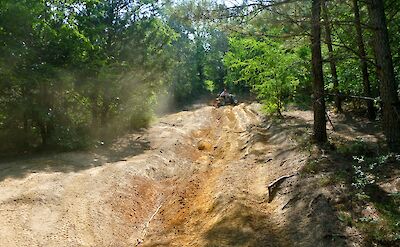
[215,88,238,107]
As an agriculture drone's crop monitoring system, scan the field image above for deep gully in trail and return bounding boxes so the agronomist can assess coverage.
[140,104,274,246]
[0,103,343,247]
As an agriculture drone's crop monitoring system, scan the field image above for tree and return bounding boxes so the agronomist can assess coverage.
[164,2,229,105]
[367,0,400,152]
[322,0,341,112]
[353,0,376,120]
[0,0,177,150]
[224,36,303,116]
[311,0,327,143]
[75,0,176,128]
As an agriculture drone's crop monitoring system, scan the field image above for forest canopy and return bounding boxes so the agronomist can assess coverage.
[0,0,399,152]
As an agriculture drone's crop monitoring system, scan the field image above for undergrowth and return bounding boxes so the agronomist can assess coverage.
[336,140,400,246]
[302,138,399,246]
[350,153,400,245]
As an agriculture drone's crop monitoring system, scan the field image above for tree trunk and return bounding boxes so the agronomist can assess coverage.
[38,122,48,147]
[100,99,110,128]
[322,0,341,112]
[367,0,400,152]
[90,85,100,129]
[38,82,54,147]
[353,0,376,120]
[22,85,31,148]
[23,111,30,148]
[311,0,327,143]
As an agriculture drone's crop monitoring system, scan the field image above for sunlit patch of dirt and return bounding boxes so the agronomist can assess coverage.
[107,176,163,243]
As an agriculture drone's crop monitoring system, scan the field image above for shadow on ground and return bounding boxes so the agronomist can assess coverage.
[0,132,150,182]
[204,202,287,247]
[244,109,390,247]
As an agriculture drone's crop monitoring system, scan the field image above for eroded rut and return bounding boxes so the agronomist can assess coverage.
[0,104,339,247]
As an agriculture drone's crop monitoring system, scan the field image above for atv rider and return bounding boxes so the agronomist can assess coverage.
[216,88,238,107]
[219,88,230,102]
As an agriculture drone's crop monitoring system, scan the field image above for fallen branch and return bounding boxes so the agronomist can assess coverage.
[267,173,298,203]
[136,200,164,246]
[325,111,335,131]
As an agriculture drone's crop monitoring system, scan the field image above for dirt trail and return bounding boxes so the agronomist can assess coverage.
[0,103,344,247]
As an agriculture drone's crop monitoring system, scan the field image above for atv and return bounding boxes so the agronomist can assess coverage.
[214,94,238,108]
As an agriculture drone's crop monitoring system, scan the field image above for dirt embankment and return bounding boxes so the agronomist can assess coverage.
[0,103,348,247]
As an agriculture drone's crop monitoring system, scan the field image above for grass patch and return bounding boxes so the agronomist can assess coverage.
[347,153,400,245]
[336,138,374,157]
[319,172,348,187]
[337,211,353,227]
[301,160,320,175]
[371,197,400,243]
[319,176,334,187]
[355,214,400,245]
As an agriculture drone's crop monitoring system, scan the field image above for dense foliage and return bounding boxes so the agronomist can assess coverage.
[0,0,177,150]
[224,36,309,115]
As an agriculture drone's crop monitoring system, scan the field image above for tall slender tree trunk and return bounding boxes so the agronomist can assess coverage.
[91,97,99,128]
[37,82,54,147]
[322,0,341,112]
[100,97,110,128]
[353,0,376,120]
[367,0,400,152]
[312,0,327,143]
[22,86,30,147]
[23,111,29,148]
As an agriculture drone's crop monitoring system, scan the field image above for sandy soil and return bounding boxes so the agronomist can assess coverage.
[0,103,348,247]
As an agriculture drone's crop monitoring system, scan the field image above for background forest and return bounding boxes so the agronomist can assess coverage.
[0,0,399,153]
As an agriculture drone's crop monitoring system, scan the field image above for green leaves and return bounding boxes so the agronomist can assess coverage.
[165,7,229,104]
[0,0,178,151]
[224,36,306,115]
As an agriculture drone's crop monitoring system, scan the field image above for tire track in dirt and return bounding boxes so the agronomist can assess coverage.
[140,105,291,246]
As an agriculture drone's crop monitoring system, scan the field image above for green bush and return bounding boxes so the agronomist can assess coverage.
[337,138,373,157]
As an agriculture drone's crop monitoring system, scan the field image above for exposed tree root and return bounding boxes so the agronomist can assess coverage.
[267,173,298,203]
